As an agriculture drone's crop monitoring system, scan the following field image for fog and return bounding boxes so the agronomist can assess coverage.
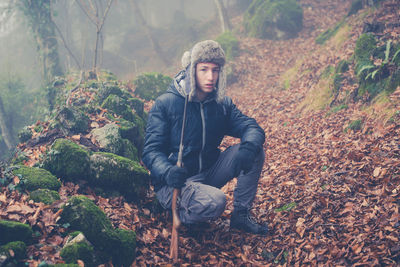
[0,0,249,159]
[0,0,245,86]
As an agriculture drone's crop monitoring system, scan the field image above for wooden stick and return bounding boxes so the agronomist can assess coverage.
[169,94,188,263]
[170,188,181,262]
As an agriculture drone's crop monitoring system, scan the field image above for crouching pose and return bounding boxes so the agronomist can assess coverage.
[142,40,268,234]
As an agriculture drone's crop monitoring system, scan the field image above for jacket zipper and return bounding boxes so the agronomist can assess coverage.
[199,102,206,173]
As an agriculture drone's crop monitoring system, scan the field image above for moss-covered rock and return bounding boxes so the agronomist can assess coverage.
[98,83,128,104]
[59,196,137,266]
[127,98,145,118]
[243,0,303,40]
[89,153,149,201]
[60,196,113,255]
[0,220,33,245]
[43,139,90,182]
[131,114,145,155]
[0,241,27,261]
[60,242,94,266]
[109,229,136,267]
[57,107,90,134]
[90,124,124,155]
[101,94,134,121]
[29,189,60,205]
[12,166,61,192]
[121,139,139,162]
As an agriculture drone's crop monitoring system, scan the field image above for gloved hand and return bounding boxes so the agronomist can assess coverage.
[165,165,188,188]
[232,142,259,177]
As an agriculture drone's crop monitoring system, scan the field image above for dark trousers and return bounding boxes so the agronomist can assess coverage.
[156,144,265,224]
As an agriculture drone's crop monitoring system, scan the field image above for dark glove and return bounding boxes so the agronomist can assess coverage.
[232,142,259,177]
[165,165,188,188]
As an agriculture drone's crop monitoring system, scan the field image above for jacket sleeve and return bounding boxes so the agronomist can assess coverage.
[142,98,174,185]
[224,97,265,150]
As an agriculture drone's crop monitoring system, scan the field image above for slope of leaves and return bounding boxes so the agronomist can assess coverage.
[1,0,400,266]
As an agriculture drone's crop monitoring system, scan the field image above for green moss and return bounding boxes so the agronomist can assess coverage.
[133,72,172,101]
[60,196,137,266]
[327,104,348,116]
[316,20,345,45]
[101,94,134,121]
[355,33,376,64]
[121,139,139,162]
[127,98,145,118]
[91,124,124,155]
[215,31,239,61]
[48,265,80,267]
[336,60,349,74]
[116,118,139,141]
[60,242,94,266]
[60,196,113,255]
[89,153,149,201]
[69,231,83,239]
[244,0,303,40]
[0,241,27,260]
[0,220,33,245]
[29,189,60,204]
[57,107,89,134]
[12,166,61,192]
[43,139,90,182]
[346,119,363,132]
[110,229,136,267]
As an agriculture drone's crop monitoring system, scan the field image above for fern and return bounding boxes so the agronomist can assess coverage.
[365,69,379,80]
[357,64,375,76]
[383,40,391,64]
[391,47,400,63]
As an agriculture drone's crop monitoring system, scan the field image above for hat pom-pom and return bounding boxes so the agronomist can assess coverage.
[181,51,191,68]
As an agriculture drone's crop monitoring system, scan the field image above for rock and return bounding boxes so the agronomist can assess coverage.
[57,107,90,134]
[127,98,145,118]
[101,94,134,121]
[243,0,303,40]
[89,153,149,201]
[60,241,94,266]
[29,189,60,205]
[90,124,123,155]
[12,166,61,192]
[0,241,27,262]
[109,228,136,267]
[43,139,90,182]
[60,196,136,266]
[0,220,33,245]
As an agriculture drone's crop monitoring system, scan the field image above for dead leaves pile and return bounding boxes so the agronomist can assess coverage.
[1,0,400,266]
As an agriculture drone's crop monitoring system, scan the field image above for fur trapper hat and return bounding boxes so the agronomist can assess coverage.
[181,40,226,102]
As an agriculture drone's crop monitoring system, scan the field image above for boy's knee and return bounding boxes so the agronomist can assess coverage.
[180,184,226,224]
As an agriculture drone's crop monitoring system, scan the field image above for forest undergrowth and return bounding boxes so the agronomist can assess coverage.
[1,0,400,266]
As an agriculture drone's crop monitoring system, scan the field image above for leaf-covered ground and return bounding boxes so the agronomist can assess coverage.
[1,0,400,266]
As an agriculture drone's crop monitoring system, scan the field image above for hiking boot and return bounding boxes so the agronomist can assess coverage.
[230,210,268,235]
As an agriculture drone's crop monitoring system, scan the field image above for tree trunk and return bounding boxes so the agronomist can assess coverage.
[0,96,14,150]
[19,0,63,84]
[214,0,231,33]
[131,0,170,67]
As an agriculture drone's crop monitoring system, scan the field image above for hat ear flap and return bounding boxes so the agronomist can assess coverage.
[181,51,191,69]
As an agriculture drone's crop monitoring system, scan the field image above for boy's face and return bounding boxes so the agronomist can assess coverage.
[195,62,220,96]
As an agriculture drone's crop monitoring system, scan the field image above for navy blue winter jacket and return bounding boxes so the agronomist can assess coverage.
[142,71,265,191]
